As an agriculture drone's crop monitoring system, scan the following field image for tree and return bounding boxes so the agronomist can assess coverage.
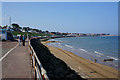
[19,27,22,31]
[12,23,21,31]
[35,29,40,33]
[2,25,8,29]
[0,26,2,29]
[38,30,42,33]
[23,27,28,32]
[22,27,31,32]
[46,30,49,33]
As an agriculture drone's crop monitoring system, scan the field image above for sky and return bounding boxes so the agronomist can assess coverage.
[2,2,118,35]
[1,0,120,2]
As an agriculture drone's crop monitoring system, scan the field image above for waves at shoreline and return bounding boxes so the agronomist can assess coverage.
[79,48,88,52]
[65,44,73,48]
[61,43,118,61]
[47,37,118,69]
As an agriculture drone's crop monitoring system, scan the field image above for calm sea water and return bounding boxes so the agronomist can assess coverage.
[47,36,118,69]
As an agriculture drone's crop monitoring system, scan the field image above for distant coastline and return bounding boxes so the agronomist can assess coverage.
[49,32,116,38]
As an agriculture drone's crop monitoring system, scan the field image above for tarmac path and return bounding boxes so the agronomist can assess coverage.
[2,41,18,57]
[2,41,32,79]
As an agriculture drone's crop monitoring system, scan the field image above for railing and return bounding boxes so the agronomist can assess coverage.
[28,40,49,80]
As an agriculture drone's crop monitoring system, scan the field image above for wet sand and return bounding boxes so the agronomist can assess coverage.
[42,41,118,79]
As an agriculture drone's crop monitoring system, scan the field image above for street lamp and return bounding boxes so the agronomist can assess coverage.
[27,27,29,41]
[8,16,11,30]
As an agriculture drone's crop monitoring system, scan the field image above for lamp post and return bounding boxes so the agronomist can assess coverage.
[9,16,11,27]
[8,16,11,30]
[27,27,29,41]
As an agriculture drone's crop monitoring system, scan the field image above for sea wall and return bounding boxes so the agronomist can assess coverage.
[30,39,85,80]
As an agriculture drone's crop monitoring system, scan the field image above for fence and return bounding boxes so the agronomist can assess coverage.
[28,40,49,80]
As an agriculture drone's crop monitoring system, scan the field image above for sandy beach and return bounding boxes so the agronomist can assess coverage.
[42,41,118,79]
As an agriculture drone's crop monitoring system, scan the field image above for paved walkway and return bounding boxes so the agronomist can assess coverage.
[2,42,32,78]
[2,41,18,57]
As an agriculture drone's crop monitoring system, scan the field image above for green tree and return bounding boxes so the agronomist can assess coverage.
[0,26,2,29]
[3,25,8,29]
[23,27,28,32]
[12,23,21,31]
[46,30,49,33]
[38,30,42,33]
[22,27,31,32]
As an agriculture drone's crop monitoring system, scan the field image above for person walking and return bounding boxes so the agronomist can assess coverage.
[19,35,22,46]
[22,35,26,46]
[20,35,22,41]
[18,35,21,46]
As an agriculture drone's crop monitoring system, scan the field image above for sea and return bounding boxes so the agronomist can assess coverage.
[47,36,119,69]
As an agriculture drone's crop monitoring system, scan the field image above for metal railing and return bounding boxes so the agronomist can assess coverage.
[28,40,49,80]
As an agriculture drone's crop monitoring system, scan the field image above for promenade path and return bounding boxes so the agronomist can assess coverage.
[2,41,32,79]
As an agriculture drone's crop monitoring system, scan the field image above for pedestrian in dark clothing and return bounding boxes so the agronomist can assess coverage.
[22,35,26,46]
[20,35,22,41]
[18,35,22,46]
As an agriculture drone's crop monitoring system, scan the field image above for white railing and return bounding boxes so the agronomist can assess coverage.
[28,40,49,80]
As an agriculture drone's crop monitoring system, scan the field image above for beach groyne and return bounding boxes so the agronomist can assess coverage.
[30,39,84,80]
